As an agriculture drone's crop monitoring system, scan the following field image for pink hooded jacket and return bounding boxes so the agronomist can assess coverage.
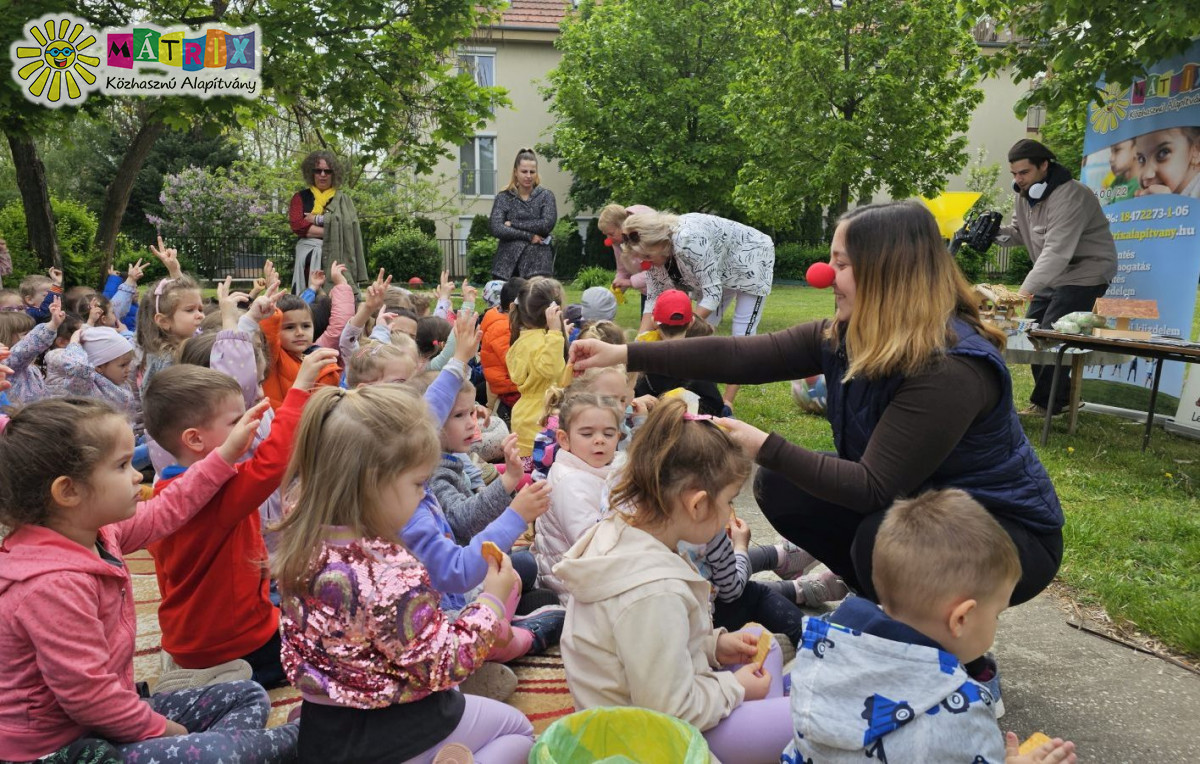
[0,449,237,760]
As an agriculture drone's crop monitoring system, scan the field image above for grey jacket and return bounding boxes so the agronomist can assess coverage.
[999,164,1118,297]
[489,186,557,279]
[784,599,1006,763]
[429,455,516,544]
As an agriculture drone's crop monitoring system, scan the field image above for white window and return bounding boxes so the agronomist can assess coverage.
[458,216,474,256]
[458,52,495,88]
[460,136,497,196]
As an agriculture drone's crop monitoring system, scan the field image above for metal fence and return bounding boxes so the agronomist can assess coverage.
[129,234,473,282]
[981,243,1021,282]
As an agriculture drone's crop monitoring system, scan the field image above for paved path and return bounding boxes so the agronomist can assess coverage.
[733,468,1200,761]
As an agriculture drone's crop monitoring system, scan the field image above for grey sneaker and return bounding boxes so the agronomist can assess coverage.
[457,662,518,703]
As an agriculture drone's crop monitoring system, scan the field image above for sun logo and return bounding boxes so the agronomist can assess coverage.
[1090,83,1130,136]
[9,15,101,108]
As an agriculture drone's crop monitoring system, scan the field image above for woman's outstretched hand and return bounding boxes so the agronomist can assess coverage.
[568,338,628,372]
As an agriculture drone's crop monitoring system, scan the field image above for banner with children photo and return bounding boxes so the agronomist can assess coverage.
[1079,38,1200,427]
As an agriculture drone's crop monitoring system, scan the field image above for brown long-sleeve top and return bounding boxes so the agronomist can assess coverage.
[625,320,1001,513]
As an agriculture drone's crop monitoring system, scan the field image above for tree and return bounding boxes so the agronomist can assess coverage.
[3,0,509,278]
[541,0,752,216]
[964,1,1200,114]
[728,0,983,227]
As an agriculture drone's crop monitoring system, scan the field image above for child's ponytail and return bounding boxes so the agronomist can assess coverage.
[610,397,750,529]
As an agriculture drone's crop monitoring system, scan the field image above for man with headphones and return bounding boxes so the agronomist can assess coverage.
[999,138,1118,417]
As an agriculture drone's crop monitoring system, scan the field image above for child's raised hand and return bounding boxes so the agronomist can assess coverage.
[461,279,477,311]
[294,347,338,390]
[481,548,519,604]
[716,630,760,667]
[247,281,284,323]
[217,399,271,465]
[732,663,771,701]
[149,236,182,279]
[1004,732,1076,764]
[364,269,391,314]
[216,276,250,331]
[498,433,523,493]
[47,297,66,330]
[568,338,628,371]
[510,478,551,523]
[329,261,348,286]
[545,301,563,332]
[436,270,453,301]
[85,298,104,327]
[452,309,481,364]
[125,258,146,284]
[263,259,277,285]
[309,269,327,291]
[728,515,751,551]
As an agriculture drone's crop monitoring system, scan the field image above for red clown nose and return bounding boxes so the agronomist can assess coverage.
[640,260,653,271]
[805,262,835,289]
[604,237,613,247]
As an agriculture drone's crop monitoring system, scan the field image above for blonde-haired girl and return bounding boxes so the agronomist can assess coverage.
[275,384,535,762]
[533,390,623,598]
[506,276,568,458]
[556,397,793,763]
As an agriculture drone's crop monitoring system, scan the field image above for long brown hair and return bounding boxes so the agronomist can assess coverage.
[610,397,750,529]
[501,147,541,193]
[828,201,1005,381]
[136,275,201,355]
[273,385,440,595]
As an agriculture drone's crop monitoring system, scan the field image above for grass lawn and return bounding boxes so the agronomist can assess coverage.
[572,282,1200,658]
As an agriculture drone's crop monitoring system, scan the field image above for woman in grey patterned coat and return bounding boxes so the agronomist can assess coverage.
[489,149,558,280]
[624,211,775,407]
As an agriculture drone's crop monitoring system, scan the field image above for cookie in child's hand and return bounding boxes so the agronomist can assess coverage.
[481,541,504,568]
[753,632,772,673]
[1018,733,1051,755]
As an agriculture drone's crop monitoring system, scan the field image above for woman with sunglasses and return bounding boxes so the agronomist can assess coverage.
[489,148,558,280]
[622,210,775,409]
[288,151,367,295]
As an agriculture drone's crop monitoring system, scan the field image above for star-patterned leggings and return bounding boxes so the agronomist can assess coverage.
[115,680,297,762]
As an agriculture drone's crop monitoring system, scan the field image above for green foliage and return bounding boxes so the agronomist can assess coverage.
[1040,107,1086,179]
[148,166,272,240]
[412,216,437,240]
[552,218,585,281]
[467,238,497,285]
[964,1,1200,114]
[542,0,751,216]
[0,197,102,288]
[583,218,615,269]
[964,149,1013,219]
[728,0,983,223]
[954,244,990,283]
[1005,245,1032,283]
[468,214,491,244]
[773,243,829,282]
[113,237,168,283]
[370,225,442,284]
[572,267,615,290]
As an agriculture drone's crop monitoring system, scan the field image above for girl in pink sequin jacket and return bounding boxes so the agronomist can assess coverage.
[275,384,535,762]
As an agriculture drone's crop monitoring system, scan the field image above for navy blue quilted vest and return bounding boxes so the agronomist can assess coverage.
[822,318,1062,532]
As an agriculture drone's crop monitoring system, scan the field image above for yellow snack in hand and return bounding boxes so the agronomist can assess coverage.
[1018,733,1052,755]
[481,541,504,568]
[753,632,772,672]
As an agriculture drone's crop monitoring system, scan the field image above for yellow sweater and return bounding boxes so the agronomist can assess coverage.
[507,328,566,455]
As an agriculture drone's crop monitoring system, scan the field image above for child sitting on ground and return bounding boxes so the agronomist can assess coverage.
[784,488,1077,764]
[634,290,725,416]
[533,391,624,599]
[18,269,62,323]
[557,398,794,763]
[531,366,631,481]
[506,277,568,460]
[47,323,137,417]
[0,397,297,762]
[0,301,58,403]
[277,385,536,762]
[142,350,336,688]
[480,277,525,426]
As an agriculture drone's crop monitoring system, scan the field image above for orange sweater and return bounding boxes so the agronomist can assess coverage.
[261,309,341,409]
[480,307,517,397]
[148,388,309,668]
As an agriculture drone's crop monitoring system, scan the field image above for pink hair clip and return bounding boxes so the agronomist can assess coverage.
[682,413,715,421]
[153,277,176,316]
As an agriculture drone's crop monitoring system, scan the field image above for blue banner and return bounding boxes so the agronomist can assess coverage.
[1081,38,1200,412]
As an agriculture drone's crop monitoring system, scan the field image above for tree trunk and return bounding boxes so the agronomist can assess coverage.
[94,115,166,275]
[6,134,60,269]
[828,182,851,229]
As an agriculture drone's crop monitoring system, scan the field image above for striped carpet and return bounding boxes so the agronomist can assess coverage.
[127,551,575,734]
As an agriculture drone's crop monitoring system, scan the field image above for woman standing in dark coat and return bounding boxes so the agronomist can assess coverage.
[489,148,557,280]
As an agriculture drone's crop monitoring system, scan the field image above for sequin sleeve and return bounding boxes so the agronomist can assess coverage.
[368,566,501,693]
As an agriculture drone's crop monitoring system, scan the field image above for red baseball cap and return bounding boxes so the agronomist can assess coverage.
[653,290,693,326]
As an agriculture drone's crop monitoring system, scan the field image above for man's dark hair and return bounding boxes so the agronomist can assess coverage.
[1008,139,1056,166]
